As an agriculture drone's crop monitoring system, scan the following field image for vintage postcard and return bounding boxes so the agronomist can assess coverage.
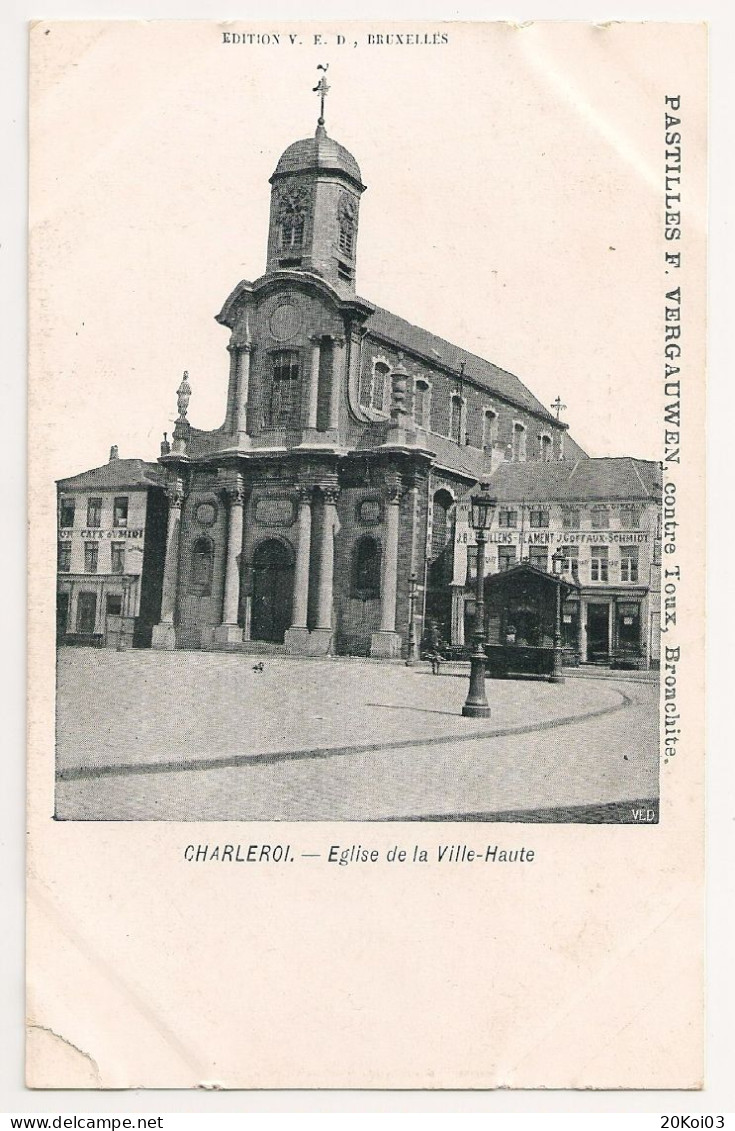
[27,20,706,1088]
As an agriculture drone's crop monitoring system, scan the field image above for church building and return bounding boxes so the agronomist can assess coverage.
[150,86,587,658]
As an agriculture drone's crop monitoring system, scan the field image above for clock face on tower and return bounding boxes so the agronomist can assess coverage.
[269,301,302,342]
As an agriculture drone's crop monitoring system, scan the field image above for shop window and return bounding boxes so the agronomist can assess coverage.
[60,498,75,528]
[352,536,381,599]
[591,505,610,530]
[113,496,129,528]
[498,509,518,529]
[483,410,498,451]
[87,497,102,528]
[57,543,71,573]
[449,396,463,444]
[620,545,639,583]
[616,602,641,653]
[83,542,98,574]
[590,546,609,582]
[529,508,549,528]
[111,543,125,575]
[414,379,431,430]
[562,600,580,650]
[539,433,553,462]
[267,350,300,428]
[620,506,641,530]
[190,537,214,596]
[562,507,581,530]
[106,594,123,616]
[529,546,549,572]
[512,422,527,462]
[498,546,517,573]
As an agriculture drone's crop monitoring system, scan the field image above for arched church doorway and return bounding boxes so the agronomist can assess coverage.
[251,539,294,643]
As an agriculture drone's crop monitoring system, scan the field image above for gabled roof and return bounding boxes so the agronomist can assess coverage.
[364,305,562,426]
[482,457,661,503]
[57,459,163,491]
[485,560,581,592]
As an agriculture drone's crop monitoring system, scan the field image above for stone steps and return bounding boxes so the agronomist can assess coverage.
[201,639,286,656]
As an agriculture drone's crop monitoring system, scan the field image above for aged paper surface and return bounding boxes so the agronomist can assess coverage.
[28,20,706,1089]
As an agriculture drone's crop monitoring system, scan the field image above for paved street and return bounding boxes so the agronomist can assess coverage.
[55,649,659,821]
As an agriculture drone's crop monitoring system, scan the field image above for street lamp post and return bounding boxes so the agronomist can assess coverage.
[550,548,565,684]
[462,484,497,718]
[405,572,419,666]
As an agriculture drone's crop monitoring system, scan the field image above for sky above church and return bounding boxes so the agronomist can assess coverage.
[31,20,706,479]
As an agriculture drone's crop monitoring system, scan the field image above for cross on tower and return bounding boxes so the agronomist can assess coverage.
[551,396,567,420]
[313,64,330,126]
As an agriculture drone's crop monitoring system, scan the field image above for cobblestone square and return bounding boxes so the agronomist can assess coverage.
[55,649,659,821]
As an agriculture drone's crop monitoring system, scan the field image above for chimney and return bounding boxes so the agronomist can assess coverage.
[109,445,119,462]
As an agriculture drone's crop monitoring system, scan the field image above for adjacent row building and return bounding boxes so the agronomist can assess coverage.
[56,450,166,648]
[56,95,661,668]
[451,459,662,669]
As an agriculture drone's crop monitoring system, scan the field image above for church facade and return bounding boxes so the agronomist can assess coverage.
[150,112,586,659]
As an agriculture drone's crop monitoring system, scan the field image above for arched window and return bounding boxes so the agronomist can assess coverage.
[190,537,214,596]
[277,186,308,251]
[338,194,356,258]
[352,536,381,599]
[371,362,389,412]
[483,409,498,451]
[539,433,553,462]
[450,396,463,444]
[267,350,300,428]
[414,379,430,430]
[512,422,527,462]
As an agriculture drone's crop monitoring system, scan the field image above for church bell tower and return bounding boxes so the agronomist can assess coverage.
[266,67,366,294]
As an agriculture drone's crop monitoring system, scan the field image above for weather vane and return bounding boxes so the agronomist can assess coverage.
[551,395,567,420]
[313,64,330,127]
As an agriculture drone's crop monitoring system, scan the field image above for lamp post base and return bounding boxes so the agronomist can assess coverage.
[462,703,491,718]
[462,653,491,717]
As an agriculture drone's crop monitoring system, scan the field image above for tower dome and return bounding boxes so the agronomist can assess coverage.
[271,125,364,192]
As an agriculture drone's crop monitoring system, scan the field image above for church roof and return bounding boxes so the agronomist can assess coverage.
[272,127,363,188]
[483,457,661,502]
[57,459,163,491]
[365,305,561,425]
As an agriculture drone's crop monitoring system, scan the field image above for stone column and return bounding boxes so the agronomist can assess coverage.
[328,337,345,432]
[233,344,252,439]
[214,482,246,645]
[371,485,403,658]
[309,485,339,655]
[284,487,313,654]
[152,484,185,650]
[305,336,321,430]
